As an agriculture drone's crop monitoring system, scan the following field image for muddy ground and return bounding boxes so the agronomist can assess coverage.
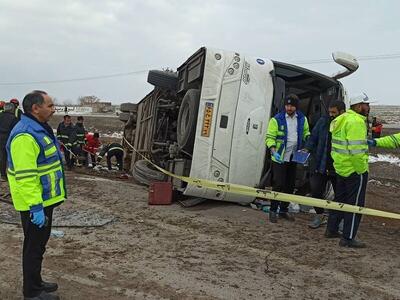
[0,115,399,299]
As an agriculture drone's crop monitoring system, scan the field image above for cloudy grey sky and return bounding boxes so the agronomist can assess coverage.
[0,0,399,104]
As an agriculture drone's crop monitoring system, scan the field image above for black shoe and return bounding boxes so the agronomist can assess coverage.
[269,211,278,223]
[24,291,60,300]
[324,230,342,238]
[279,212,295,221]
[339,238,366,248]
[41,281,58,293]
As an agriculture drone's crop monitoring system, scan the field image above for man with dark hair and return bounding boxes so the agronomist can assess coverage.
[0,102,19,180]
[328,93,370,248]
[56,115,77,170]
[6,90,64,299]
[304,100,346,229]
[21,91,47,112]
[265,94,310,223]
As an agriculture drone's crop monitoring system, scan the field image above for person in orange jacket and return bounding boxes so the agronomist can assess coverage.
[371,117,383,138]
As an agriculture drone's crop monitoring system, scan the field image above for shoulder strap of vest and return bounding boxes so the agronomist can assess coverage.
[19,116,55,149]
[274,112,285,121]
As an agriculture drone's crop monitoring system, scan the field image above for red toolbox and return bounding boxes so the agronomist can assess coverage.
[148,182,173,205]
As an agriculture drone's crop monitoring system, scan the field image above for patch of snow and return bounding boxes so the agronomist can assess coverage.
[73,176,114,182]
[100,132,123,139]
[368,179,382,185]
[51,129,123,139]
[369,154,400,167]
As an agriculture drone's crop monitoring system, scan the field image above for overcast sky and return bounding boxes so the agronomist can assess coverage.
[0,0,399,105]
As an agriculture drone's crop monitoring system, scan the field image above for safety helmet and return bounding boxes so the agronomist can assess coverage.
[349,92,374,106]
[10,98,19,106]
[0,100,5,108]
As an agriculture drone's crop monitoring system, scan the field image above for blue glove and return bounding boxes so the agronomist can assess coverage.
[367,139,376,147]
[273,151,282,163]
[30,204,46,228]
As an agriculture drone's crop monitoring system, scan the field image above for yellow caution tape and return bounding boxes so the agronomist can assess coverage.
[124,138,400,220]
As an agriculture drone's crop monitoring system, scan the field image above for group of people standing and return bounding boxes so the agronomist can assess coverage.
[56,114,92,170]
[265,92,384,248]
[56,114,124,171]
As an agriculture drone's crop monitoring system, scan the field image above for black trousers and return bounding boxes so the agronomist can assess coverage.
[64,147,74,168]
[310,172,337,214]
[0,141,7,177]
[327,172,368,240]
[20,206,54,297]
[107,151,123,171]
[372,132,381,138]
[64,146,80,168]
[270,161,297,213]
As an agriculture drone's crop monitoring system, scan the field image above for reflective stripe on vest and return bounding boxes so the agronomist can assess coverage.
[108,147,123,152]
[389,135,400,148]
[331,139,367,146]
[332,147,368,155]
[57,134,69,139]
[331,136,368,156]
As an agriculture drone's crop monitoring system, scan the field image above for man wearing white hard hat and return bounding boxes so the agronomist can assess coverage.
[326,92,371,248]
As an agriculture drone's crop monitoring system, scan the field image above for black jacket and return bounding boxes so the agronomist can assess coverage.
[304,116,334,174]
[57,122,77,147]
[98,143,124,158]
[0,111,19,144]
[75,123,86,145]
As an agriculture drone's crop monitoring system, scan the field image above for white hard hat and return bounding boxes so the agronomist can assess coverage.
[349,92,373,106]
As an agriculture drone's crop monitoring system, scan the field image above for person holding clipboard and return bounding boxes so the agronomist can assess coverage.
[265,94,310,223]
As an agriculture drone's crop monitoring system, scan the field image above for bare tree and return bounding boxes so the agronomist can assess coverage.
[78,95,101,106]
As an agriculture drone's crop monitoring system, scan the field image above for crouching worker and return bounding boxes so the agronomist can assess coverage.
[97,142,124,171]
[7,90,64,300]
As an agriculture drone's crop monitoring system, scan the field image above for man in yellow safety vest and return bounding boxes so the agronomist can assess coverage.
[7,90,64,299]
[326,92,371,248]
